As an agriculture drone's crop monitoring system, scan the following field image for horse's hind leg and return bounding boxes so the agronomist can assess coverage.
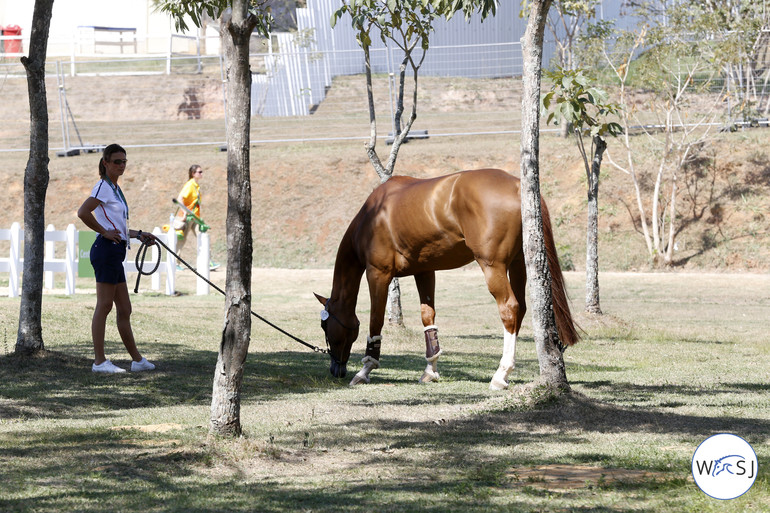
[415,271,442,383]
[478,259,525,390]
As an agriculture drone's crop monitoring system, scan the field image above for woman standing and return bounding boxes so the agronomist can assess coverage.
[77,144,157,373]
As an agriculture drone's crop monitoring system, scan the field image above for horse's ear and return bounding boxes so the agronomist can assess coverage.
[313,292,328,306]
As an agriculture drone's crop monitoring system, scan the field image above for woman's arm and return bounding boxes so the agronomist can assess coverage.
[77,197,121,243]
[77,197,106,235]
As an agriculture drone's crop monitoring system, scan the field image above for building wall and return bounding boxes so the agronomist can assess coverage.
[0,0,190,55]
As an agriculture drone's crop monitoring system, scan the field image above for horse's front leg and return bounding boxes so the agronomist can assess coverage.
[415,271,442,383]
[349,268,390,385]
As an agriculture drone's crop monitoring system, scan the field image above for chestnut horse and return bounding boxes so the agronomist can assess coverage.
[315,168,578,389]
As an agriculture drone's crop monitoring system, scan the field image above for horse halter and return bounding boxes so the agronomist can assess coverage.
[320,304,359,333]
[320,302,360,351]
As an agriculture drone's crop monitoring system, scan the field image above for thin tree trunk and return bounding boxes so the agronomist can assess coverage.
[361,38,426,328]
[585,136,606,315]
[520,0,568,390]
[617,83,654,258]
[651,157,666,262]
[363,43,387,178]
[16,0,54,355]
[210,1,257,437]
[387,278,403,325]
[664,169,677,264]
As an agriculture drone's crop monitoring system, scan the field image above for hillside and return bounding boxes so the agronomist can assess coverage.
[1,74,768,273]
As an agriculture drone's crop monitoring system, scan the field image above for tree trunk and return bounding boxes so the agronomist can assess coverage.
[585,136,606,315]
[16,0,54,356]
[387,278,403,325]
[362,39,415,328]
[520,0,568,390]
[210,2,256,437]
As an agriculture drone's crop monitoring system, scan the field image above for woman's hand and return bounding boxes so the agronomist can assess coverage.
[137,231,157,246]
[102,229,122,243]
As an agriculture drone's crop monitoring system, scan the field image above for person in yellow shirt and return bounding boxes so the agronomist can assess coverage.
[173,164,203,261]
[172,165,219,274]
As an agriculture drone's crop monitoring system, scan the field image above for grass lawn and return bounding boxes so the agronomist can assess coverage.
[1,270,769,512]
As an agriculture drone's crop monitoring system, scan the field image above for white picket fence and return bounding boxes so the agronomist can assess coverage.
[0,223,211,298]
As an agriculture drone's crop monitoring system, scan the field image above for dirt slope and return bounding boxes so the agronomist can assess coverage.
[1,74,768,272]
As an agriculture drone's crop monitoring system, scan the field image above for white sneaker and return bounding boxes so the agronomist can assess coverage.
[92,360,126,373]
[131,357,156,372]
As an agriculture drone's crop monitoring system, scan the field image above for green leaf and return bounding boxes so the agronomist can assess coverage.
[586,87,608,105]
[542,91,555,110]
[607,122,624,136]
[560,101,575,121]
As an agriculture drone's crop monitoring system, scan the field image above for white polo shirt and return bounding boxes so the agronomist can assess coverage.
[90,179,130,246]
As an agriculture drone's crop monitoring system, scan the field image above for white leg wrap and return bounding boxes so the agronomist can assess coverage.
[490,330,517,390]
[419,359,440,383]
[349,355,380,386]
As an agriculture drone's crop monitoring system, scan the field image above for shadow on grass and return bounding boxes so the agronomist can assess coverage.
[3,343,768,441]
[0,344,335,420]
[0,344,511,420]
[2,346,768,512]
[364,387,766,443]
[0,420,689,513]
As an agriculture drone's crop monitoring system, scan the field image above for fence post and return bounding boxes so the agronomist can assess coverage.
[70,35,76,76]
[45,224,55,290]
[66,224,76,295]
[165,221,176,295]
[149,228,161,291]
[9,222,21,298]
[167,34,172,75]
[197,232,210,295]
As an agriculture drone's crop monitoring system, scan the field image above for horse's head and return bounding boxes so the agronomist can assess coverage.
[314,293,360,378]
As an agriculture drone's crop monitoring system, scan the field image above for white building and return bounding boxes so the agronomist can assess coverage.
[0,0,216,56]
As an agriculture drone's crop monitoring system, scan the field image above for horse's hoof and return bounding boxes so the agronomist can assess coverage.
[419,369,440,383]
[349,372,371,386]
[489,377,508,390]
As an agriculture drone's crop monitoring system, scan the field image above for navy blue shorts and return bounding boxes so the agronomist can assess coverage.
[90,235,127,284]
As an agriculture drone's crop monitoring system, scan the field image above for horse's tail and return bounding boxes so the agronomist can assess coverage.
[541,197,580,348]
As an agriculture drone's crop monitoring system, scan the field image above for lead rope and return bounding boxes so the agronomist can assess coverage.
[134,237,329,354]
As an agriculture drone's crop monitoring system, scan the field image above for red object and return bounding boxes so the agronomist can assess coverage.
[3,25,22,54]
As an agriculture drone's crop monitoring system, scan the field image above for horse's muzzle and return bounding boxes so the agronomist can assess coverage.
[329,356,347,378]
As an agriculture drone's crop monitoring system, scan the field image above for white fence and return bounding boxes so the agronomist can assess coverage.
[0,223,211,298]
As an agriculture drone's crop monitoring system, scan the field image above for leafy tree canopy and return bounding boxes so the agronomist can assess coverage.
[542,67,624,140]
[154,0,273,35]
[331,0,496,50]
